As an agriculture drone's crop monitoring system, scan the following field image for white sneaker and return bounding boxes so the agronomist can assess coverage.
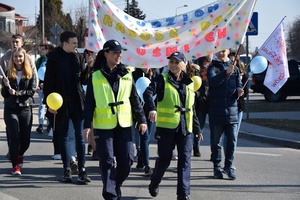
[172,149,178,160]
[48,128,53,137]
[52,154,61,160]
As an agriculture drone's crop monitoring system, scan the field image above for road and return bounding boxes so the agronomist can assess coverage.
[0,93,300,200]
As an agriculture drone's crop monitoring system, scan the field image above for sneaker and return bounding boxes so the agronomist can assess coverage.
[61,168,72,183]
[193,146,201,157]
[223,167,236,180]
[91,151,99,160]
[17,156,24,167]
[52,154,61,160]
[177,195,190,200]
[46,125,51,133]
[144,166,153,177]
[70,160,78,175]
[78,169,91,184]
[12,166,21,175]
[172,149,178,160]
[36,125,44,134]
[149,182,159,197]
[136,160,144,169]
[214,168,223,179]
[87,144,92,155]
[172,154,178,160]
[48,128,53,137]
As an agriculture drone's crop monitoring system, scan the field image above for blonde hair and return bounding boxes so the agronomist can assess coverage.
[8,47,32,79]
[186,62,200,78]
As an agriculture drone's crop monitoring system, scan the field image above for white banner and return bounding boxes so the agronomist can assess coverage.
[258,18,290,94]
[88,0,256,68]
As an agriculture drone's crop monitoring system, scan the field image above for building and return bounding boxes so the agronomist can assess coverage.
[0,3,29,34]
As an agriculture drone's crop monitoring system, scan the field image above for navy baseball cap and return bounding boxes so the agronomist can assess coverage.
[167,52,186,63]
[103,40,127,51]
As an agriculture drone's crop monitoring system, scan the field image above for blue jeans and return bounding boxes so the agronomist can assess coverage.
[136,121,155,166]
[223,111,243,152]
[210,123,238,169]
[37,90,48,125]
[68,120,76,159]
[193,110,207,146]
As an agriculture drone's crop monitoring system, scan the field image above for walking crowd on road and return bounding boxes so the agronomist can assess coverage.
[1,32,246,200]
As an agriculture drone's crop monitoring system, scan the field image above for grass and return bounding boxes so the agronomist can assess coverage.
[244,99,300,133]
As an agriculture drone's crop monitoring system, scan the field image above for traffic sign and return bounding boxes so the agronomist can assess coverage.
[246,12,258,36]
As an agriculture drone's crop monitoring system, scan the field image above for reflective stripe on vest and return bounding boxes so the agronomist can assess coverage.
[92,70,133,129]
[156,73,194,132]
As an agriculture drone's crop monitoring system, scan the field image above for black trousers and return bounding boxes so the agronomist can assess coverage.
[4,105,32,167]
[94,127,134,200]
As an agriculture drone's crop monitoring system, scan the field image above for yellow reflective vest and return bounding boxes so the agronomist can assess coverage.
[92,70,133,129]
[156,73,195,132]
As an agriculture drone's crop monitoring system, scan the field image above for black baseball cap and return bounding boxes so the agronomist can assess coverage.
[103,39,127,51]
[167,52,186,63]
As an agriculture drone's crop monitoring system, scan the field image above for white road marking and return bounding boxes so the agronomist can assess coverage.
[236,150,282,157]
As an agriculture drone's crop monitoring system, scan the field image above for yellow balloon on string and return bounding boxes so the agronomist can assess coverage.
[46,92,63,110]
[191,76,202,92]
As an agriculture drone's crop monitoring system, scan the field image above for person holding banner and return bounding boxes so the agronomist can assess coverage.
[0,34,38,161]
[1,47,37,175]
[43,31,90,184]
[82,39,147,200]
[206,49,244,180]
[144,52,202,200]
[222,51,249,170]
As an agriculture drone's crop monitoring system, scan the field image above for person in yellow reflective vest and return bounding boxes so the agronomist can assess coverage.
[82,40,147,200]
[144,52,203,200]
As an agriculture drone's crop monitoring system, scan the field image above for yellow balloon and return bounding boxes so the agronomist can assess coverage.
[46,92,63,110]
[191,76,202,92]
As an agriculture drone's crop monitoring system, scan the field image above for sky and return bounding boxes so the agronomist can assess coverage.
[1,0,299,52]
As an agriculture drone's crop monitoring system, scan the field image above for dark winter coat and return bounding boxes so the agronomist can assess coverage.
[206,59,242,124]
[43,46,88,123]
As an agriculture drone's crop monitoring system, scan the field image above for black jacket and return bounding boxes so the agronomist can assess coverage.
[43,46,88,123]
[1,72,36,109]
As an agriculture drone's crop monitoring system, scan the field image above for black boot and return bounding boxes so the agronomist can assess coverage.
[193,146,201,157]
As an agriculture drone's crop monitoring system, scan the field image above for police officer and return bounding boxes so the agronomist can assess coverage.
[82,40,147,200]
[144,52,202,200]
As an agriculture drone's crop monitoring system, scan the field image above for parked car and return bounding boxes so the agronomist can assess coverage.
[250,59,300,102]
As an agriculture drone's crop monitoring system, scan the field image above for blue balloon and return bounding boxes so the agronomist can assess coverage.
[250,56,268,74]
[38,66,46,81]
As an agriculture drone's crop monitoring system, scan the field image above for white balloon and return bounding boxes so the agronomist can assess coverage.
[250,56,268,74]
[135,77,151,102]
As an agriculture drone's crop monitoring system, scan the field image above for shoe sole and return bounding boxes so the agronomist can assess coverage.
[12,172,21,175]
[61,178,72,183]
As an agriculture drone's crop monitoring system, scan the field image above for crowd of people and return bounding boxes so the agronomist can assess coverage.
[0,32,248,200]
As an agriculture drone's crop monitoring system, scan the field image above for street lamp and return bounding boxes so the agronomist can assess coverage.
[175,5,188,16]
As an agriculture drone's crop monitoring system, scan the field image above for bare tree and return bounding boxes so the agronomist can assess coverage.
[287,16,300,59]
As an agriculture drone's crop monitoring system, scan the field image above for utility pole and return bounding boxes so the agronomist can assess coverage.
[40,0,45,43]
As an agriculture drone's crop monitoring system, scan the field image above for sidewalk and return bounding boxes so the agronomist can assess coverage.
[239,111,300,149]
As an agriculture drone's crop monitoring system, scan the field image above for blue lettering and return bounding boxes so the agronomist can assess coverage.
[182,14,188,22]
[137,21,146,27]
[151,21,162,28]
[166,17,175,26]
[208,4,219,13]
[194,9,204,17]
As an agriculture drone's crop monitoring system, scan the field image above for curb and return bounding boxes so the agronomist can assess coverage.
[239,131,300,150]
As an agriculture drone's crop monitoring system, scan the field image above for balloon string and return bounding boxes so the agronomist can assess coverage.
[53,114,56,131]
